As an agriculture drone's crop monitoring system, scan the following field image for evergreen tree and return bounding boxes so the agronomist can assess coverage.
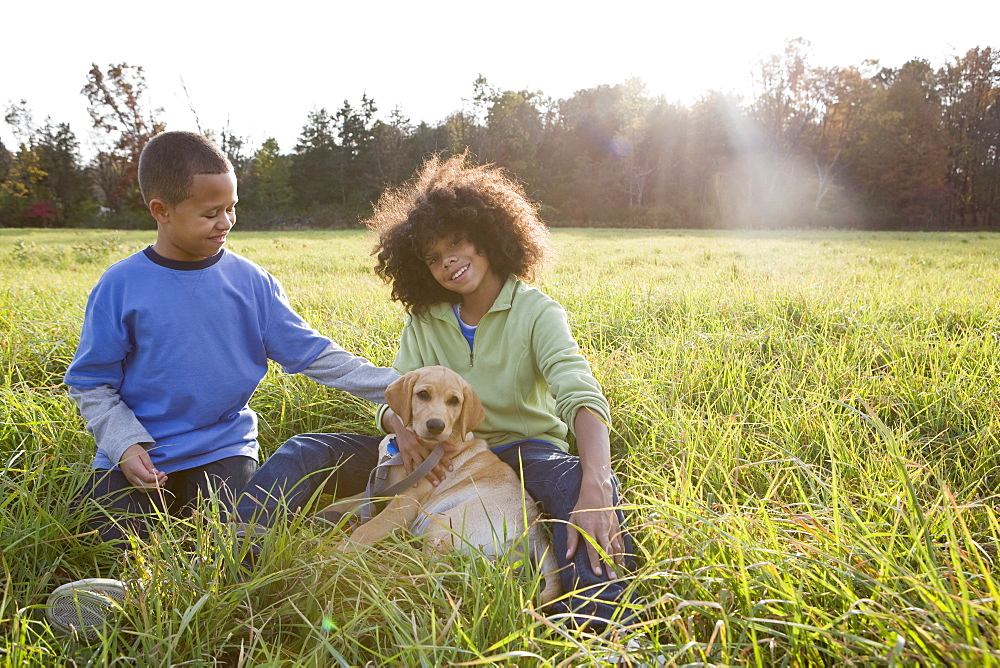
[290,108,338,207]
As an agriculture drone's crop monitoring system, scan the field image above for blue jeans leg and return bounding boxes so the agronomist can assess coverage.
[233,433,381,526]
[495,441,635,627]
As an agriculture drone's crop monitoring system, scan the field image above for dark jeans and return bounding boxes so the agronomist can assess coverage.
[234,434,635,626]
[495,441,636,625]
[233,433,382,526]
[75,455,257,545]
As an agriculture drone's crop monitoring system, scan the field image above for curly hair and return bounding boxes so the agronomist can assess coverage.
[366,152,553,315]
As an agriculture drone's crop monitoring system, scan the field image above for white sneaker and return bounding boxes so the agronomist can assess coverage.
[45,578,127,638]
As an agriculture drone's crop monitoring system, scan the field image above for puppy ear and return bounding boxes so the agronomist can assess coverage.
[459,379,486,435]
[385,373,415,426]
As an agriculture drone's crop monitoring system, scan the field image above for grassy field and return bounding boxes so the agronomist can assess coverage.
[2,227,1000,666]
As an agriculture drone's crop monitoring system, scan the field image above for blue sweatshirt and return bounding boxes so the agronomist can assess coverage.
[64,247,397,473]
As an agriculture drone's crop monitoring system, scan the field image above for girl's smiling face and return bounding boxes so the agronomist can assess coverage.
[422,234,501,303]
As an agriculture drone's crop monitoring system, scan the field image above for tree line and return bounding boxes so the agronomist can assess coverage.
[2,42,998,231]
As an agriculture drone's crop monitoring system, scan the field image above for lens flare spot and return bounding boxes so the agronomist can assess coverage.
[610,134,633,158]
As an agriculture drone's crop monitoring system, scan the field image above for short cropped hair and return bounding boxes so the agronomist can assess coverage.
[367,152,553,315]
[138,131,233,206]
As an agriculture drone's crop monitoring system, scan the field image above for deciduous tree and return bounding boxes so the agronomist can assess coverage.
[853,60,950,226]
[939,47,1000,226]
[81,62,164,212]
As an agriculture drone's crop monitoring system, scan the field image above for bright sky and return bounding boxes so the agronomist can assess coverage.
[3,0,998,158]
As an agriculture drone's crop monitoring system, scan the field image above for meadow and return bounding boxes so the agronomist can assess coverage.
[2,227,1000,666]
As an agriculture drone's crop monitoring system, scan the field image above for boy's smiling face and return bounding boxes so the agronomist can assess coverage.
[150,172,237,262]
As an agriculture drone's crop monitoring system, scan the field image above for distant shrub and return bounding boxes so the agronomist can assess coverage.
[8,233,140,267]
[20,201,59,225]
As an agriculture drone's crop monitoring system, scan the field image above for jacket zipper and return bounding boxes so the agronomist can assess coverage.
[453,305,477,367]
[469,310,484,367]
[469,323,476,367]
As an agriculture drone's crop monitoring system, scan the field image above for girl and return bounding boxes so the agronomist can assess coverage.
[368,153,635,626]
[234,153,634,627]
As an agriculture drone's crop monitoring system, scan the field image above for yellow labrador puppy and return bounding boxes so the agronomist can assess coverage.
[341,365,561,605]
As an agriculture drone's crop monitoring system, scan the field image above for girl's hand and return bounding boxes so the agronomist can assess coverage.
[393,426,454,486]
[568,407,625,577]
[119,443,167,491]
[566,476,626,578]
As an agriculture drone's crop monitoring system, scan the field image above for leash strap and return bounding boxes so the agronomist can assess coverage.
[359,443,445,523]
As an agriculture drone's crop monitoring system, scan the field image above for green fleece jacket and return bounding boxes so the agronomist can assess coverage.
[377,277,610,452]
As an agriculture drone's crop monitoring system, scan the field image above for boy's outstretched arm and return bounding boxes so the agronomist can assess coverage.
[298,342,400,403]
[566,407,627,578]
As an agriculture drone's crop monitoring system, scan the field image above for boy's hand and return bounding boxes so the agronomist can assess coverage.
[119,443,167,491]
[394,427,454,486]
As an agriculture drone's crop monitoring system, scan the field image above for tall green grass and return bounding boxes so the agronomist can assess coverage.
[2,228,999,665]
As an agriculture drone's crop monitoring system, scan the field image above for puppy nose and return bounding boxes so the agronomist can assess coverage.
[426,419,445,436]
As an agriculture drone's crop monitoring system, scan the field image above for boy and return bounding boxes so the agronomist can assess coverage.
[63,130,398,545]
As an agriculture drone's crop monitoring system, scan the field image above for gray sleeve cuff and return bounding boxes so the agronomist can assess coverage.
[68,385,154,466]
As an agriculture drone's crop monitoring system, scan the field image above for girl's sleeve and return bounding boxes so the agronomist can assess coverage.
[530,299,611,433]
[391,316,429,374]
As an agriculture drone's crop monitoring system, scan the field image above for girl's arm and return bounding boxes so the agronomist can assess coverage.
[532,299,623,576]
[380,407,454,485]
[567,407,626,578]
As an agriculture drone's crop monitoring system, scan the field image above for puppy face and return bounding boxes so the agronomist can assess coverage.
[385,366,485,443]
